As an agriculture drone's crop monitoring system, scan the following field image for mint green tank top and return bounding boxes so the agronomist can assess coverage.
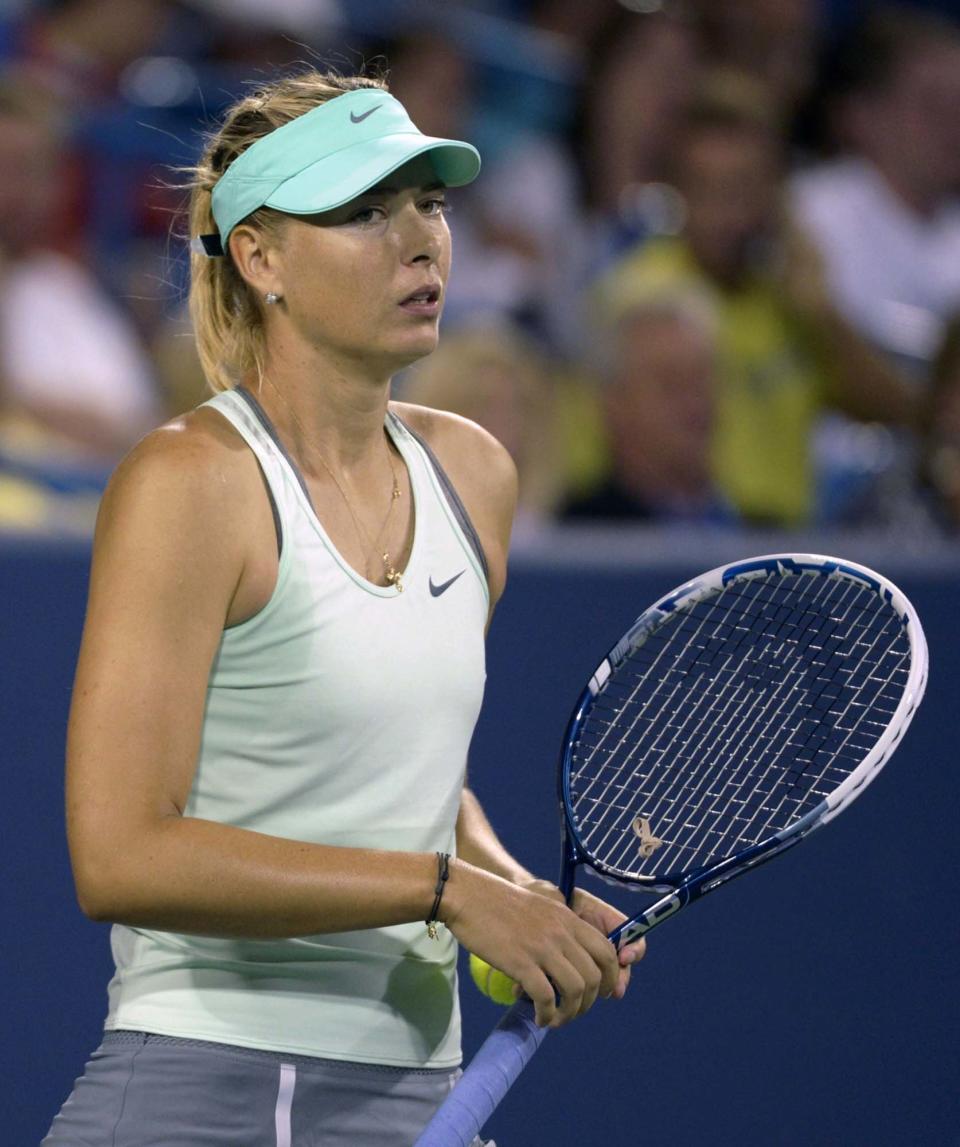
[104,387,489,1067]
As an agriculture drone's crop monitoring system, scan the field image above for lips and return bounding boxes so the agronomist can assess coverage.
[399,283,442,308]
[398,283,442,320]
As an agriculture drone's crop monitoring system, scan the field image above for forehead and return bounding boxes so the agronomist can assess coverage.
[683,123,775,161]
[678,127,780,187]
[618,309,715,359]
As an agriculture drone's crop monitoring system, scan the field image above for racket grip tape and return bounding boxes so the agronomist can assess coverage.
[413,998,549,1146]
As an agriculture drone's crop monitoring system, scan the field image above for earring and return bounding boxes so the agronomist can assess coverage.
[265,292,281,305]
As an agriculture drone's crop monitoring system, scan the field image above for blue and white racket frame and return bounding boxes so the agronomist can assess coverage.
[415,554,928,1147]
[559,553,928,949]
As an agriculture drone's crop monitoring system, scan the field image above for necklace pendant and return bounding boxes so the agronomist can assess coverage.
[383,554,403,593]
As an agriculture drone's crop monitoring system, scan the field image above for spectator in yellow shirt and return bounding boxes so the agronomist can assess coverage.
[595,73,916,527]
[562,290,735,526]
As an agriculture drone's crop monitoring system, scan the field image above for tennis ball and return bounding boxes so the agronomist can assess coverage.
[468,953,518,1006]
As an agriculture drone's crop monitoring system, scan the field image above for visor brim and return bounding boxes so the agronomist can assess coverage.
[264,134,480,217]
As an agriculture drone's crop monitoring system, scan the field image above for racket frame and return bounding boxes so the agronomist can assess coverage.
[557,553,928,947]
[414,552,928,1147]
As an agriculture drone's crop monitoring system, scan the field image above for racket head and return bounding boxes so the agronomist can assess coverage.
[558,554,928,896]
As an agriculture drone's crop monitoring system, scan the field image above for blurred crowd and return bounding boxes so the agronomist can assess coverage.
[1,0,960,543]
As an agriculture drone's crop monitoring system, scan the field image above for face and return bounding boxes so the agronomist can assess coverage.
[90,0,173,70]
[698,0,818,109]
[881,43,960,196]
[603,16,699,126]
[679,127,781,285]
[452,359,532,461]
[608,310,716,488]
[238,154,453,376]
[0,114,60,255]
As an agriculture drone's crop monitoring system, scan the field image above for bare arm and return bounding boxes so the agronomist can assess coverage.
[425,410,644,992]
[811,306,920,426]
[67,416,449,937]
[455,785,644,997]
[5,395,153,459]
[67,412,619,1026]
[456,786,535,885]
[780,221,921,427]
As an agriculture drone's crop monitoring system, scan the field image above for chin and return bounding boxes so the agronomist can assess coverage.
[391,329,442,368]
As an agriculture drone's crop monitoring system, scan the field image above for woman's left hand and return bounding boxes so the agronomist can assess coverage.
[518,878,645,1000]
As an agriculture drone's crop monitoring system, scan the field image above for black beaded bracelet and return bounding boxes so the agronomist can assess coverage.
[425,851,451,940]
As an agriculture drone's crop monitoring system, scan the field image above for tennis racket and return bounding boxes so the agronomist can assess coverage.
[415,553,927,1147]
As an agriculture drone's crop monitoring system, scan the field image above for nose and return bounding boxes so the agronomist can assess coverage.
[397,200,443,265]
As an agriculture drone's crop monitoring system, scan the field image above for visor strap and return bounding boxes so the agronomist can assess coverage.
[191,233,225,258]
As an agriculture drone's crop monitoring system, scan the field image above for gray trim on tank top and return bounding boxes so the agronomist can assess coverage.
[225,386,284,558]
[236,386,314,516]
[386,412,489,582]
[234,386,489,584]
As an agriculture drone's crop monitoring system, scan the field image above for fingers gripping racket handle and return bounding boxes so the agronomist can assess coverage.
[414,998,548,1146]
[416,900,671,1147]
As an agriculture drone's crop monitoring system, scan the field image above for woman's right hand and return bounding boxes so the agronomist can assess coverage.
[440,860,621,1028]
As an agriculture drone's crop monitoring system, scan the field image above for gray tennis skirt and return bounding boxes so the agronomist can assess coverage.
[42,1031,494,1146]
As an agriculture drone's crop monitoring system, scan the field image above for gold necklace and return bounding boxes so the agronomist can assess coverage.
[264,379,404,591]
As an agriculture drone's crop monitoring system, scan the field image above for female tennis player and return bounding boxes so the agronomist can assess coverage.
[43,70,644,1146]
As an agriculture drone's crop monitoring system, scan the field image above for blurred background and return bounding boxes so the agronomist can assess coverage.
[2,0,959,1144]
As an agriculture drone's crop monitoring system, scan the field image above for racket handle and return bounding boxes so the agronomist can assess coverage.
[414,998,549,1146]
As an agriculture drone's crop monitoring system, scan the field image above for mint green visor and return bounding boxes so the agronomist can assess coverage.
[204,88,481,255]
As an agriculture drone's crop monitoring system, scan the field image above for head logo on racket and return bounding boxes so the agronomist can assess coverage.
[415,553,928,1147]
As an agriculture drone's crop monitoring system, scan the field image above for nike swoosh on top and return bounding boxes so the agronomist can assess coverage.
[429,570,466,597]
[350,106,382,123]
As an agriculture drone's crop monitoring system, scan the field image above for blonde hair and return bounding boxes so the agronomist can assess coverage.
[187,69,387,394]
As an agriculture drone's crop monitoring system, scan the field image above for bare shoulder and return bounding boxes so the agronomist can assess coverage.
[391,402,518,609]
[67,409,272,890]
[98,405,260,539]
[390,402,517,511]
[106,405,250,498]
[91,404,273,621]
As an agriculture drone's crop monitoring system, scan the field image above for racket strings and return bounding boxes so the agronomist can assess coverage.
[577,574,851,807]
[605,580,909,870]
[568,573,911,879]
[609,582,909,870]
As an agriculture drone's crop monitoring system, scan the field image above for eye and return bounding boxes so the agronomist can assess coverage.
[419,196,449,217]
[347,204,386,225]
